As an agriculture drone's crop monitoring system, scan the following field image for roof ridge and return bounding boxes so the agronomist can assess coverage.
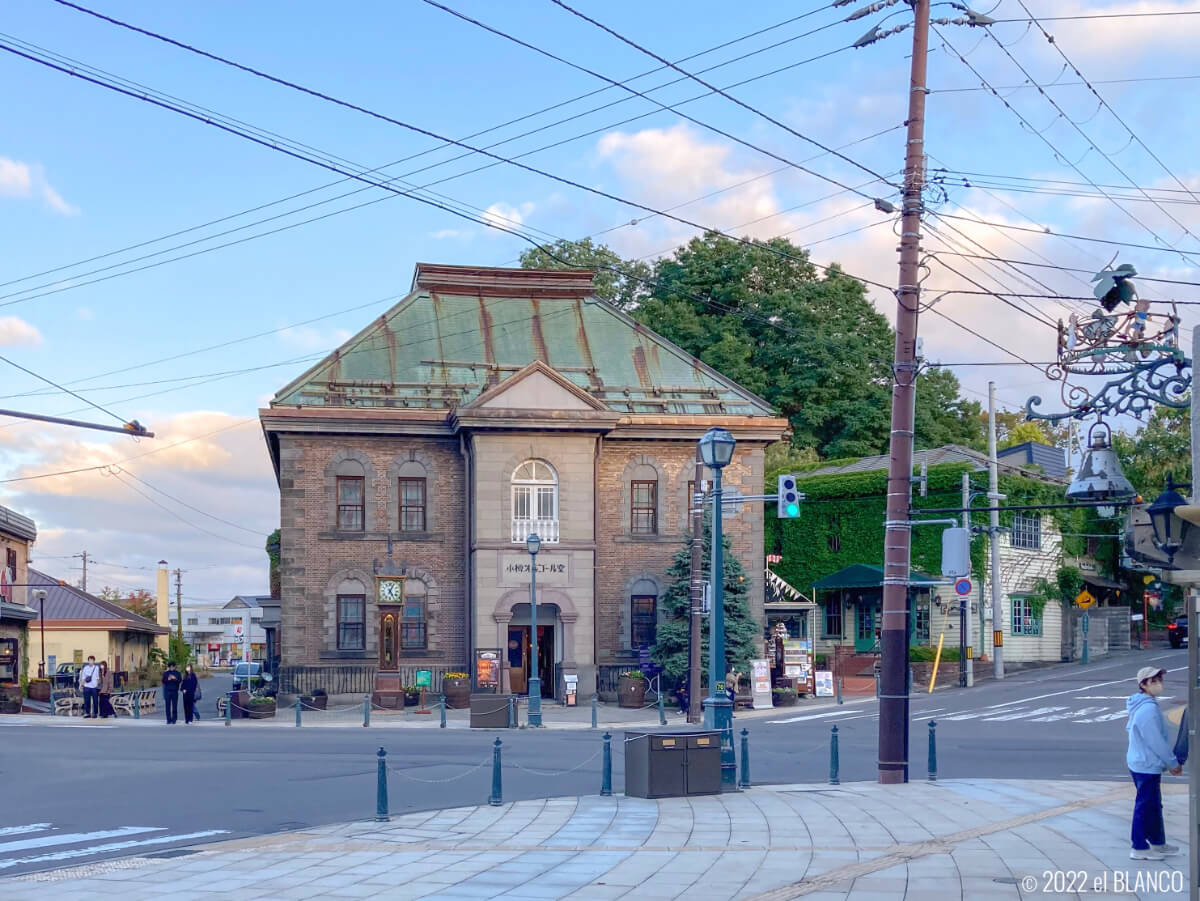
[29,567,162,626]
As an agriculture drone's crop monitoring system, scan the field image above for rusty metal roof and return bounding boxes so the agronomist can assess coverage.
[272,265,775,416]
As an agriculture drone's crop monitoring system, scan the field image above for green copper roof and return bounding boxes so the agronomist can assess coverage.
[272,269,774,416]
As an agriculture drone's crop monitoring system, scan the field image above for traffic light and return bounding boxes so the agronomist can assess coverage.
[777,474,801,519]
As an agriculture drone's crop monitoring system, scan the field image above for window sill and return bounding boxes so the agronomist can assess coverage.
[614,534,678,544]
[319,650,370,660]
[318,530,444,541]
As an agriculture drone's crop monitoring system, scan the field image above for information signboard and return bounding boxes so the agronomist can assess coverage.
[783,639,814,695]
[750,659,772,709]
[475,649,500,692]
[815,670,834,697]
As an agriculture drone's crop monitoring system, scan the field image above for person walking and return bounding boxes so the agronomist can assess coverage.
[162,660,182,725]
[1126,666,1183,860]
[97,661,114,719]
[181,664,199,725]
[78,656,100,719]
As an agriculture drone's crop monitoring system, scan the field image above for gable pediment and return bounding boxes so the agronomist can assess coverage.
[469,361,609,412]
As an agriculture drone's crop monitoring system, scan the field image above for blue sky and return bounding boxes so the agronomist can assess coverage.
[1,0,1197,603]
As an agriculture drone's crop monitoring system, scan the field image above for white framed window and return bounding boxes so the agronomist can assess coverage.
[511,459,559,543]
[1011,595,1041,636]
[1010,513,1041,550]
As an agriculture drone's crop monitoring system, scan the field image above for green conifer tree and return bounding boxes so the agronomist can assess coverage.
[652,514,760,688]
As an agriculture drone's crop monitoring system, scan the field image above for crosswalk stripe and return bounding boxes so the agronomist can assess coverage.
[768,709,860,724]
[0,825,50,838]
[0,829,229,870]
[0,826,162,854]
[982,706,1068,721]
[1094,711,1129,721]
[1030,706,1106,722]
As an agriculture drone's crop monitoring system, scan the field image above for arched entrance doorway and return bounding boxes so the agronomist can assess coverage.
[506,602,559,699]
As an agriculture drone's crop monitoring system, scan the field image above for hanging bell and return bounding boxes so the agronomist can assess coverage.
[1067,421,1136,503]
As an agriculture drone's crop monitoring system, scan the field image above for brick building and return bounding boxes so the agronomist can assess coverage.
[261,264,787,699]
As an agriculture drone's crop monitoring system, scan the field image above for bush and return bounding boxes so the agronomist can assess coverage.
[620,670,645,680]
[247,696,275,708]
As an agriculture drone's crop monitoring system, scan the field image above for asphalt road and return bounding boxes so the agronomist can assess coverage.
[0,646,1187,877]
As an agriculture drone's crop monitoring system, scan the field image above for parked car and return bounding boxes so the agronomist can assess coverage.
[53,662,79,689]
[231,662,264,691]
[1168,615,1188,649]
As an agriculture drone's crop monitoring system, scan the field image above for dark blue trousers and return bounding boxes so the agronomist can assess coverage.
[1130,770,1165,849]
[164,691,179,724]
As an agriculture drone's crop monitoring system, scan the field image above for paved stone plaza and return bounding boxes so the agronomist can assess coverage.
[5,778,1190,900]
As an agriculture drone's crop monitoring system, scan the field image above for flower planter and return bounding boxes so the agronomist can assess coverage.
[772,691,797,707]
[443,676,471,709]
[28,680,52,702]
[618,676,647,709]
[246,702,276,719]
[403,691,421,707]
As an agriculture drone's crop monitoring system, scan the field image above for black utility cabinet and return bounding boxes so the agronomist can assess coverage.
[624,731,722,798]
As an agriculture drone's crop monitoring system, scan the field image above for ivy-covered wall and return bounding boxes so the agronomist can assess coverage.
[765,461,1093,595]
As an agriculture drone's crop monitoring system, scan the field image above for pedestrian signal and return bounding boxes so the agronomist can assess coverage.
[777,474,802,519]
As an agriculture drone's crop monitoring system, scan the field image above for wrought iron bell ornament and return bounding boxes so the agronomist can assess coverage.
[1067,421,1136,503]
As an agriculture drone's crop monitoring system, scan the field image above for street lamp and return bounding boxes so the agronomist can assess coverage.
[1147,475,1192,567]
[33,589,46,679]
[526,532,542,727]
[698,426,737,789]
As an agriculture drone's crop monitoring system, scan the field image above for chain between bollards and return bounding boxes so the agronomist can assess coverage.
[591,693,598,729]
[927,720,937,782]
[295,696,302,727]
[363,694,370,727]
[600,731,613,796]
[439,693,446,728]
[739,728,751,789]
[489,738,504,806]
[829,724,840,785]
[375,747,389,822]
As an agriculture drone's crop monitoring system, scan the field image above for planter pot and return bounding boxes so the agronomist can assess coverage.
[301,695,327,711]
[403,691,420,707]
[618,676,647,709]
[246,704,276,719]
[28,681,52,702]
[773,693,797,707]
[443,677,471,709]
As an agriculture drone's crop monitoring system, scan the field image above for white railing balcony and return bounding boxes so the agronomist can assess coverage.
[512,518,560,543]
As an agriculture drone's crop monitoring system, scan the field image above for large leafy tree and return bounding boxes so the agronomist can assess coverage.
[522,232,984,459]
[652,516,759,688]
[1113,406,1191,497]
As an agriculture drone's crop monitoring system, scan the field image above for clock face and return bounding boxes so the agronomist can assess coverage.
[378,579,403,603]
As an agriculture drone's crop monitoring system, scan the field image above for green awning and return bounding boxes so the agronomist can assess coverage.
[812,563,938,591]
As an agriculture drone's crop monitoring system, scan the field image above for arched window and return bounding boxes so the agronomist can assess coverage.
[511,459,559,543]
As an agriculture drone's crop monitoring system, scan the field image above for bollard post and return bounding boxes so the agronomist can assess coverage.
[837,676,843,706]
[600,732,613,797]
[224,693,231,727]
[375,747,389,822]
[295,696,302,727]
[591,693,598,730]
[363,694,370,728]
[657,689,666,726]
[439,694,446,729]
[928,720,937,782]
[489,738,504,806]
[829,724,840,785]
[739,728,751,789]
[133,692,140,720]
[508,695,515,729]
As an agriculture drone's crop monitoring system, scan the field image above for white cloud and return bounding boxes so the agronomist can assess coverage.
[0,317,42,347]
[75,307,95,321]
[0,156,79,216]
[278,325,350,351]
[430,227,468,240]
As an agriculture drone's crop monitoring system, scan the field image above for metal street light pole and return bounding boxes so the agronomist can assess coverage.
[878,0,930,785]
[699,427,737,790]
[526,532,542,727]
[34,589,47,679]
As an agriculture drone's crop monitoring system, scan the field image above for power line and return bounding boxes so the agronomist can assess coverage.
[116,469,272,537]
[990,11,1200,22]
[932,74,1200,93]
[2,11,867,299]
[107,470,258,549]
[930,210,1200,258]
[922,251,1200,290]
[0,352,131,425]
[544,0,895,187]
[934,168,1200,198]
[421,0,884,199]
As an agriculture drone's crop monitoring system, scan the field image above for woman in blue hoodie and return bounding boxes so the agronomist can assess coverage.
[1126,666,1182,860]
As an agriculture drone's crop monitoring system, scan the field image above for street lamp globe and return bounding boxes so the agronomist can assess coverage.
[698,427,736,469]
[526,533,541,557]
[1147,476,1191,564]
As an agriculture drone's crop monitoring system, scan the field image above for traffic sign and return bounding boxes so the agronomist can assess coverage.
[1074,589,1097,609]
[954,578,972,596]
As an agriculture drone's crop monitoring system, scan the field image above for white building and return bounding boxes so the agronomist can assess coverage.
[169,595,270,666]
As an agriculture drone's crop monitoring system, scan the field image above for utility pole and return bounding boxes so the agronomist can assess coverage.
[988,382,1005,679]
[687,447,704,724]
[960,473,971,688]
[877,0,930,786]
[173,568,184,654]
[79,551,87,593]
